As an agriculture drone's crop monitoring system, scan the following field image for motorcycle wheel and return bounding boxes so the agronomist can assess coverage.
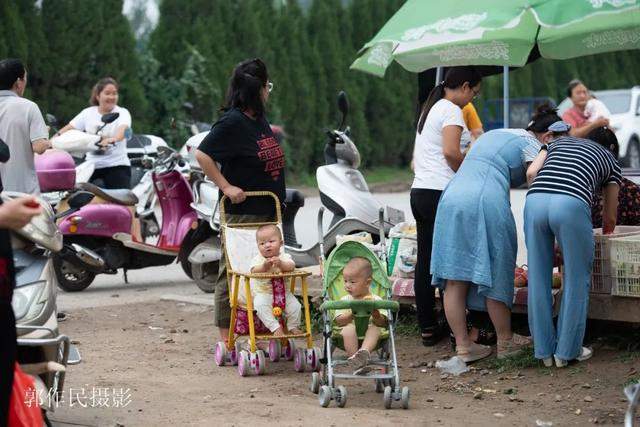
[192,261,218,293]
[52,255,96,292]
[179,231,196,280]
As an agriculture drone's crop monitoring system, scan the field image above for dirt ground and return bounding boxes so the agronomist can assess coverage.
[50,300,639,427]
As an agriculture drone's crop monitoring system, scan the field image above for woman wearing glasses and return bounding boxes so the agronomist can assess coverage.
[196,58,285,343]
[411,66,483,347]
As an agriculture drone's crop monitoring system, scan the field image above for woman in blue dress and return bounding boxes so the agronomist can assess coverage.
[431,105,562,362]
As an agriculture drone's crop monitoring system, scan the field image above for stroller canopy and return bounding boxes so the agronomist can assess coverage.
[323,241,391,300]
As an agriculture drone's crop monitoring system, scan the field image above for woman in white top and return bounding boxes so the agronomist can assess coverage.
[58,77,132,189]
[410,66,482,346]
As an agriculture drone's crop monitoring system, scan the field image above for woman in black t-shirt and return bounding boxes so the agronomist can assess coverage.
[196,58,285,342]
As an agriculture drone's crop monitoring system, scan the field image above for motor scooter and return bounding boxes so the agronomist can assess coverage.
[51,146,196,291]
[7,189,94,423]
[182,91,404,293]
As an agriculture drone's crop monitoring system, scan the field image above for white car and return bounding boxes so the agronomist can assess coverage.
[558,86,640,168]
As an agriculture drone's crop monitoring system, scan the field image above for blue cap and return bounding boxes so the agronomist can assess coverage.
[548,121,571,133]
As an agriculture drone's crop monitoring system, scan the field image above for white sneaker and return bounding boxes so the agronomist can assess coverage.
[542,357,553,367]
[554,347,593,368]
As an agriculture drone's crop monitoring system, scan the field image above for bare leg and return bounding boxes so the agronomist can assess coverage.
[486,298,513,342]
[361,325,381,353]
[341,324,358,357]
[443,280,472,349]
[219,328,229,342]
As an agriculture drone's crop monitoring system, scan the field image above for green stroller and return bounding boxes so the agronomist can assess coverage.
[310,208,409,409]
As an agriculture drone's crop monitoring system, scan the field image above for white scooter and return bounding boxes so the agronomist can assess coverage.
[7,189,95,424]
[181,91,404,293]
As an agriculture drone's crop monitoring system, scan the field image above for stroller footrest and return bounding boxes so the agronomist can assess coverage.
[253,332,310,340]
[333,373,396,380]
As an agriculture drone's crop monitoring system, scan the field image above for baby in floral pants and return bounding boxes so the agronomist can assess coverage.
[249,224,302,336]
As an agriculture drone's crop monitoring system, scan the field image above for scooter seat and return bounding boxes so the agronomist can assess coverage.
[285,188,305,208]
[76,182,139,206]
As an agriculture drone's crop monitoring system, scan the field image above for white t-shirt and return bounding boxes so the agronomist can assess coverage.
[584,99,611,122]
[70,105,131,169]
[412,99,470,191]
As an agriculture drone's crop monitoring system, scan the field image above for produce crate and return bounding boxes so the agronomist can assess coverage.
[592,227,640,294]
[610,234,640,298]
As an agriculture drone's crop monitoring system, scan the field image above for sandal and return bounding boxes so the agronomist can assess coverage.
[497,333,532,359]
[450,326,496,352]
[457,342,492,363]
[421,326,443,346]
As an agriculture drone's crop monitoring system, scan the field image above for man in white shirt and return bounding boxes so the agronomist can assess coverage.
[0,58,51,193]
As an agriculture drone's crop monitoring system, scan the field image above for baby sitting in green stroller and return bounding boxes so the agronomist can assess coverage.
[311,237,409,409]
[334,257,388,372]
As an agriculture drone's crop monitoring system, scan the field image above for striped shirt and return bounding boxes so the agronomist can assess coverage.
[528,136,622,206]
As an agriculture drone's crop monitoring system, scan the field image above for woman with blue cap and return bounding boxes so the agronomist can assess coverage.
[525,113,621,368]
[430,104,564,362]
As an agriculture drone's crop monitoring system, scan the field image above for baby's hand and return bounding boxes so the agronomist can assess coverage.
[261,259,272,271]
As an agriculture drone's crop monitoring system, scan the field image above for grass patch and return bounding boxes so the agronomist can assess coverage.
[288,166,413,189]
[615,351,640,363]
[568,365,585,376]
[481,347,538,373]
[394,312,421,337]
[362,166,413,186]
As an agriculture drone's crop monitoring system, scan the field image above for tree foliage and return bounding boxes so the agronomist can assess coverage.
[2,0,640,177]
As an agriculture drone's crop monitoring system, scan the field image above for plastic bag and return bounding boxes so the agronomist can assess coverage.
[387,221,417,278]
[435,356,469,376]
[8,363,43,427]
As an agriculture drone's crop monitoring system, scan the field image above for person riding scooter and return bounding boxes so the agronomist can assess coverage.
[56,77,132,189]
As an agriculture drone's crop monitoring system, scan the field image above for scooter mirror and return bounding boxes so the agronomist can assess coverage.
[182,102,194,113]
[337,91,349,130]
[45,113,58,127]
[67,191,95,209]
[157,146,173,157]
[0,138,9,163]
[101,112,120,124]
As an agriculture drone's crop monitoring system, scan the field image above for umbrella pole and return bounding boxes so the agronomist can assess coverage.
[435,67,443,85]
[503,66,509,128]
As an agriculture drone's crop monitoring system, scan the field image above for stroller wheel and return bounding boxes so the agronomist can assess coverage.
[401,386,410,409]
[307,347,321,372]
[284,339,296,361]
[318,385,332,408]
[375,379,384,393]
[336,385,348,408]
[252,350,266,375]
[238,350,250,377]
[230,341,242,366]
[294,348,306,372]
[383,386,393,409]
[269,340,281,362]
[214,342,227,367]
[310,372,321,394]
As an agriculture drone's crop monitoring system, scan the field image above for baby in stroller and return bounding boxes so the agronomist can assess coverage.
[334,257,388,370]
[250,224,303,337]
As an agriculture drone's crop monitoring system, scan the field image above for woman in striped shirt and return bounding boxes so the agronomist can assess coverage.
[525,121,621,368]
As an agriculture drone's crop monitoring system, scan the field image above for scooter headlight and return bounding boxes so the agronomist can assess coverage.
[12,280,46,322]
[3,193,63,252]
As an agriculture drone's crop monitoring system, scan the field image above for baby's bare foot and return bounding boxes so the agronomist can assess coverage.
[289,328,304,335]
[273,327,286,337]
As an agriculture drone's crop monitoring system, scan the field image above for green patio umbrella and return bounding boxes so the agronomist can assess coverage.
[351,0,640,77]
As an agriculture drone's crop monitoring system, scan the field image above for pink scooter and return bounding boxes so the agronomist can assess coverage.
[43,147,197,291]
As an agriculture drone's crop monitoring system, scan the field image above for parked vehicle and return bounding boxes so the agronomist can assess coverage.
[184,91,404,293]
[8,190,93,422]
[47,144,196,292]
[557,86,640,168]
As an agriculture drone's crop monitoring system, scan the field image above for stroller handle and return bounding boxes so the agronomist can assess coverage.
[219,191,282,226]
[320,299,399,313]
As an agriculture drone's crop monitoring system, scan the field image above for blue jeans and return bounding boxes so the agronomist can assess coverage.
[524,193,594,360]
